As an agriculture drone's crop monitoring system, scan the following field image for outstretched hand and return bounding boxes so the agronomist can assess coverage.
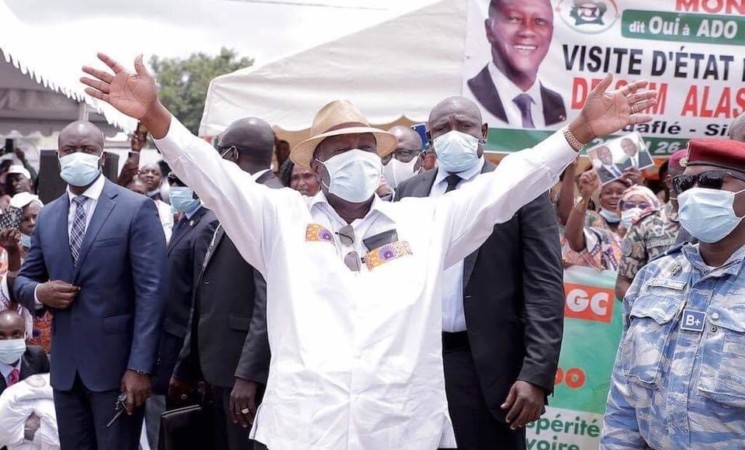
[81,53,157,119]
[81,54,171,138]
[571,74,658,144]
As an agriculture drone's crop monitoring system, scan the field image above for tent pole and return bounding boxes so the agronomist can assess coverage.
[78,102,89,121]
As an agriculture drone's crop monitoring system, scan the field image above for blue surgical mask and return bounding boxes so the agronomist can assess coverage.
[20,234,31,249]
[679,187,745,243]
[169,187,200,213]
[317,149,381,203]
[599,208,620,224]
[0,339,26,365]
[59,153,102,187]
[433,130,481,173]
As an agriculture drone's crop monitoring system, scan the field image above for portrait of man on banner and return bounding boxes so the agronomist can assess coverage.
[466,0,567,129]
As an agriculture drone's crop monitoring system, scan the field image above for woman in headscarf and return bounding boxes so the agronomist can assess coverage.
[564,171,660,271]
[0,192,52,352]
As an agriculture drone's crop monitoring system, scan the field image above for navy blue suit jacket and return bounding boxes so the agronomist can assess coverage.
[14,179,168,392]
[151,207,218,394]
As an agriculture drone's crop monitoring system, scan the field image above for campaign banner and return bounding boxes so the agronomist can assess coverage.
[463,0,745,156]
[525,266,623,450]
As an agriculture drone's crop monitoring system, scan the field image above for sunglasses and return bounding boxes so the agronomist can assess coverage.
[382,148,422,165]
[621,201,651,211]
[672,170,745,194]
[337,224,362,272]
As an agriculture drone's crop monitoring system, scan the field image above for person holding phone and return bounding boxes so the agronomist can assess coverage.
[0,193,52,353]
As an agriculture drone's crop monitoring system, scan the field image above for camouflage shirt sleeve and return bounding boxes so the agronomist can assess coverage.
[600,266,652,448]
[618,223,647,280]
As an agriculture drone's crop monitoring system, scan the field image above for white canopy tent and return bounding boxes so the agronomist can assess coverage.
[0,52,123,138]
[0,1,137,138]
[200,0,466,145]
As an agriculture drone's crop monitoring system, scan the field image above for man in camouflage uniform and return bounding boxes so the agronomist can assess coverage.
[614,150,687,300]
[601,139,745,449]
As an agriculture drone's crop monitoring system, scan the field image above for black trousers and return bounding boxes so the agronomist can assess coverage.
[53,374,145,450]
[210,385,256,450]
[442,342,525,450]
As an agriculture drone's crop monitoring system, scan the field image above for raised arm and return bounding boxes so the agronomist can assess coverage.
[565,170,599,252]
[82,54,286,273]
[441,75,656,266]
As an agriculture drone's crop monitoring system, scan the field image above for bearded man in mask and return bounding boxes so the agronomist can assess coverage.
[395,97,563,450]
[13,120,168,450]
[81,53,656,450]
[602,139,745,449]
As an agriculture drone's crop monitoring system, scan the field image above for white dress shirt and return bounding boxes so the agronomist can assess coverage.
[66,174,105,238]
[0,359,21,385]
[155,199,174,243]
[34,174,106,304]
[155,117,576,450]
[603,163,623,178]
[430,158,485,333]
[487,61,547,129]
[0,373,59,449]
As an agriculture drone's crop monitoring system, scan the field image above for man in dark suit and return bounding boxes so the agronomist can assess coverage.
[14,121,168,450]
[169,117,280,450]
[396,97,564,450]
[145,172,218,448]
[619,137,653,169]
[467,0,566,128]
[0,310,49,397]
[594,145,624,184]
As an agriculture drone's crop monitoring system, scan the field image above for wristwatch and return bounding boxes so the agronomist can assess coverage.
[563,126,585,152]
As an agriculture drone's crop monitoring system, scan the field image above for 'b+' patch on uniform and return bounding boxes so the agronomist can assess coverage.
[680,309,706,332]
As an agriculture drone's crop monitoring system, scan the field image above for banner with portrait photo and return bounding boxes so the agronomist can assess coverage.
[463,0,745,158]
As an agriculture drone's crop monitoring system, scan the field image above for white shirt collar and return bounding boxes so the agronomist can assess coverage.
[309,191,393,227]
[434,157,485,187]
[487,61,545,128]
[66,174,105,202]
[0,359,21,379]
[252,169,270,181]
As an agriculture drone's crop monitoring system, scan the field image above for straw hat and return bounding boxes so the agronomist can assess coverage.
[290,100,397,169]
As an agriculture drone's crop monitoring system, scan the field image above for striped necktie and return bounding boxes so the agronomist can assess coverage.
[70,196,89,264]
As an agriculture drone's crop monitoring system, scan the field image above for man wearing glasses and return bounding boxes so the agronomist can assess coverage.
[602,139,745,449]
[81,53,655,450]
[615,150,687,301]
[382,126,424,189]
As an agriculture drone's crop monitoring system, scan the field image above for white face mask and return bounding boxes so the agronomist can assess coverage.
[620,207,642,230]
[382,157,419,188]
[433,130,481,173]
[0,339,26,365]
[679,187,745,243]
[59,152,102,187]
[317,149,382,203]
[599,208,620,224]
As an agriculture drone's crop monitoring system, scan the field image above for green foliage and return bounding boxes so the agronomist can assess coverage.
[149,48,253,135]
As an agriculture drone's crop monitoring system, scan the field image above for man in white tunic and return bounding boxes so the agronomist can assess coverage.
[81,54,656,450]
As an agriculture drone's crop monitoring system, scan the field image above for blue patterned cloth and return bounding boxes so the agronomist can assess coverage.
[601,243,745,449]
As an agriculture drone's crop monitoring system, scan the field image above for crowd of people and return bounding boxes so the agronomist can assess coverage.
[0,42,742,450]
